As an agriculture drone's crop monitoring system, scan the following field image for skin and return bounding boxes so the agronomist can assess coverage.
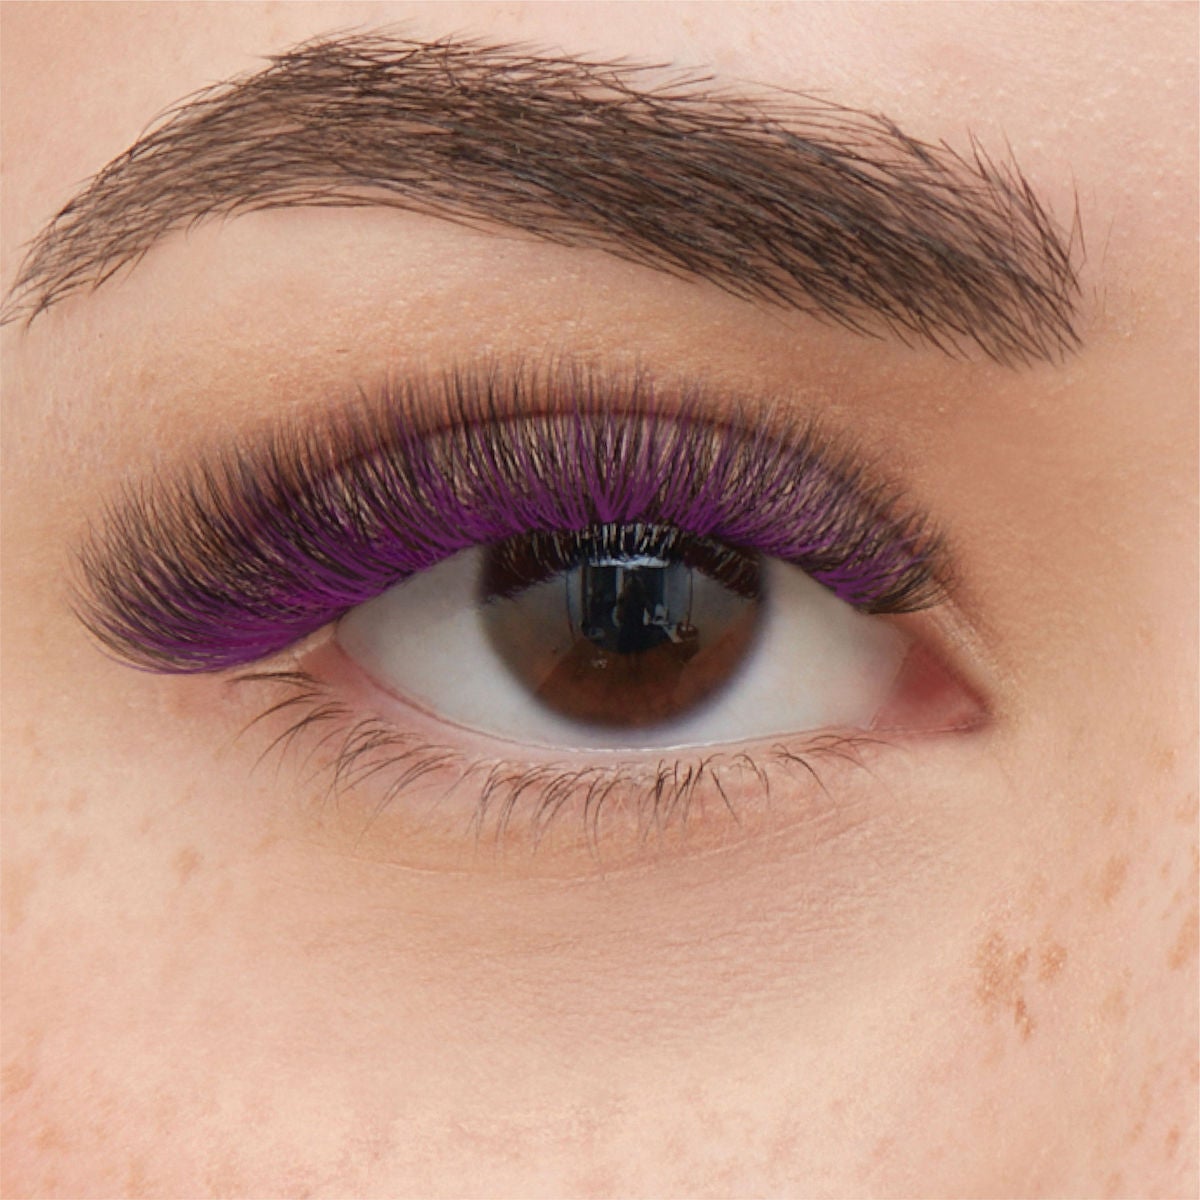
[1,2,1196,1197]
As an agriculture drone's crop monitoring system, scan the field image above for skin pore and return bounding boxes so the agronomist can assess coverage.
[1,2,1196,1197]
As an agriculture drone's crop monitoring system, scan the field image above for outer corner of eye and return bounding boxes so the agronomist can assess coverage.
[869,635,987,736]
[332,533,985,752]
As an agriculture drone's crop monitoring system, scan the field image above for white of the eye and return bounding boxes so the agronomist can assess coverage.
[336,548,909,751]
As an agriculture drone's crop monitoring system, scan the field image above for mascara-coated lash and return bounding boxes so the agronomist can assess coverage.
[76,363,945,673]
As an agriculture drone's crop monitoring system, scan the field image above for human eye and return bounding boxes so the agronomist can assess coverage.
[75,360,983,867]
[339,525,907,748]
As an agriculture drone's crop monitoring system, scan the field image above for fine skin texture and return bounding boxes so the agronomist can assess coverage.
[2,3,1197,1198]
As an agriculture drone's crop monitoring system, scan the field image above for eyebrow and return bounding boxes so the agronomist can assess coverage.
[3,32,1081,363]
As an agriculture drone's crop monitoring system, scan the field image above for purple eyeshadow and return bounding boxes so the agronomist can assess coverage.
[76,365,944,672]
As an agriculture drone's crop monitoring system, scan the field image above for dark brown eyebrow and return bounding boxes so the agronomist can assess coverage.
[2,32,1082,363]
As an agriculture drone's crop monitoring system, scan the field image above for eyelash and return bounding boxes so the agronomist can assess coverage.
[235,666,891,853]
[75,359,945,673]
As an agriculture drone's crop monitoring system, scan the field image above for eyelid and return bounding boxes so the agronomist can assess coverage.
[74,358,947,675]
[237,636,875,847]
[227,608,984,874]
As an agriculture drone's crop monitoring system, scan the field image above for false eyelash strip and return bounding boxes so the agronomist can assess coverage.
[76,361,945,673]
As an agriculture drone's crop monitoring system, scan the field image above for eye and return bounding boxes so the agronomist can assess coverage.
[337,523,914,749]
[75,363,986,857]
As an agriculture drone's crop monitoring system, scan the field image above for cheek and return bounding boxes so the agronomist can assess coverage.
[944,778,1198,1196]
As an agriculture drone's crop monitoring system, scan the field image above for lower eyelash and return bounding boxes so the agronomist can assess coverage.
[234,669,889,855]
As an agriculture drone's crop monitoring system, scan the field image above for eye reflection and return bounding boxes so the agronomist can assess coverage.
[480,525,762,727]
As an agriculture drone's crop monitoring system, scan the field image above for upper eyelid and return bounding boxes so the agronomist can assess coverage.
[73,360,946,674]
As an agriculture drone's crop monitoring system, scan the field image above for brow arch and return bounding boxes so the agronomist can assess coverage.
[2,32,1082,364]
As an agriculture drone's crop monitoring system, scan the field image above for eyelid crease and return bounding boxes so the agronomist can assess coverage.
[74,358,947,674]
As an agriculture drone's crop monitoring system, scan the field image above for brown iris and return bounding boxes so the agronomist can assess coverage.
[479,525,762,728]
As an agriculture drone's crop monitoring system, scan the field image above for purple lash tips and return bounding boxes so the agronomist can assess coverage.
[77,367,943,672]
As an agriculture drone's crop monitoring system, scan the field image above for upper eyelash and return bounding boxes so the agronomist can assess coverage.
[75,359,945,673]
[481,523,763,600]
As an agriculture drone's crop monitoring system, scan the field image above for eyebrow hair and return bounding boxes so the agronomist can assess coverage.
[3,32,1081,363]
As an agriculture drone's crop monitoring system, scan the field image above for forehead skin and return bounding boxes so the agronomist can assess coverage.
[1,4,1197,1199]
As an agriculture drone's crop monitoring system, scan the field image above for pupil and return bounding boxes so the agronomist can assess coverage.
[479,528,762,728]
[587,558,680,655]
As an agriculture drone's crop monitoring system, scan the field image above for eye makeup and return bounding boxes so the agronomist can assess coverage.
[75,359,946,675]
[74,359,977,861]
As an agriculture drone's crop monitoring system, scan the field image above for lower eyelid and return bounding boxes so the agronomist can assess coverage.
[225,632,973,876]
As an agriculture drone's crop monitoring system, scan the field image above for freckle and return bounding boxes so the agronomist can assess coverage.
[1039,942,1067,982]
[1103,1170,1124,1198]
[1167,906,1198,970]
[974,929,1030,1020]
[1100,985,1128,1024]
[2,1060,34,1096]
[1098,855,1128,905]
[870,1135,895,1165]
[1151,742,1177,773]
[975,930,1008,1007]
[174,847,202,883]
[36,1123,65,1150]
[1176,792,1199,824]
[1014,997,1035,1040]
[1165,1126,1180,1157]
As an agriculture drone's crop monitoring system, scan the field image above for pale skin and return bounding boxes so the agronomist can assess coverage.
[2,2,1197,1197]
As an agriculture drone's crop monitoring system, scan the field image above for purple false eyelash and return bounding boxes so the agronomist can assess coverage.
[76,363,944,672]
